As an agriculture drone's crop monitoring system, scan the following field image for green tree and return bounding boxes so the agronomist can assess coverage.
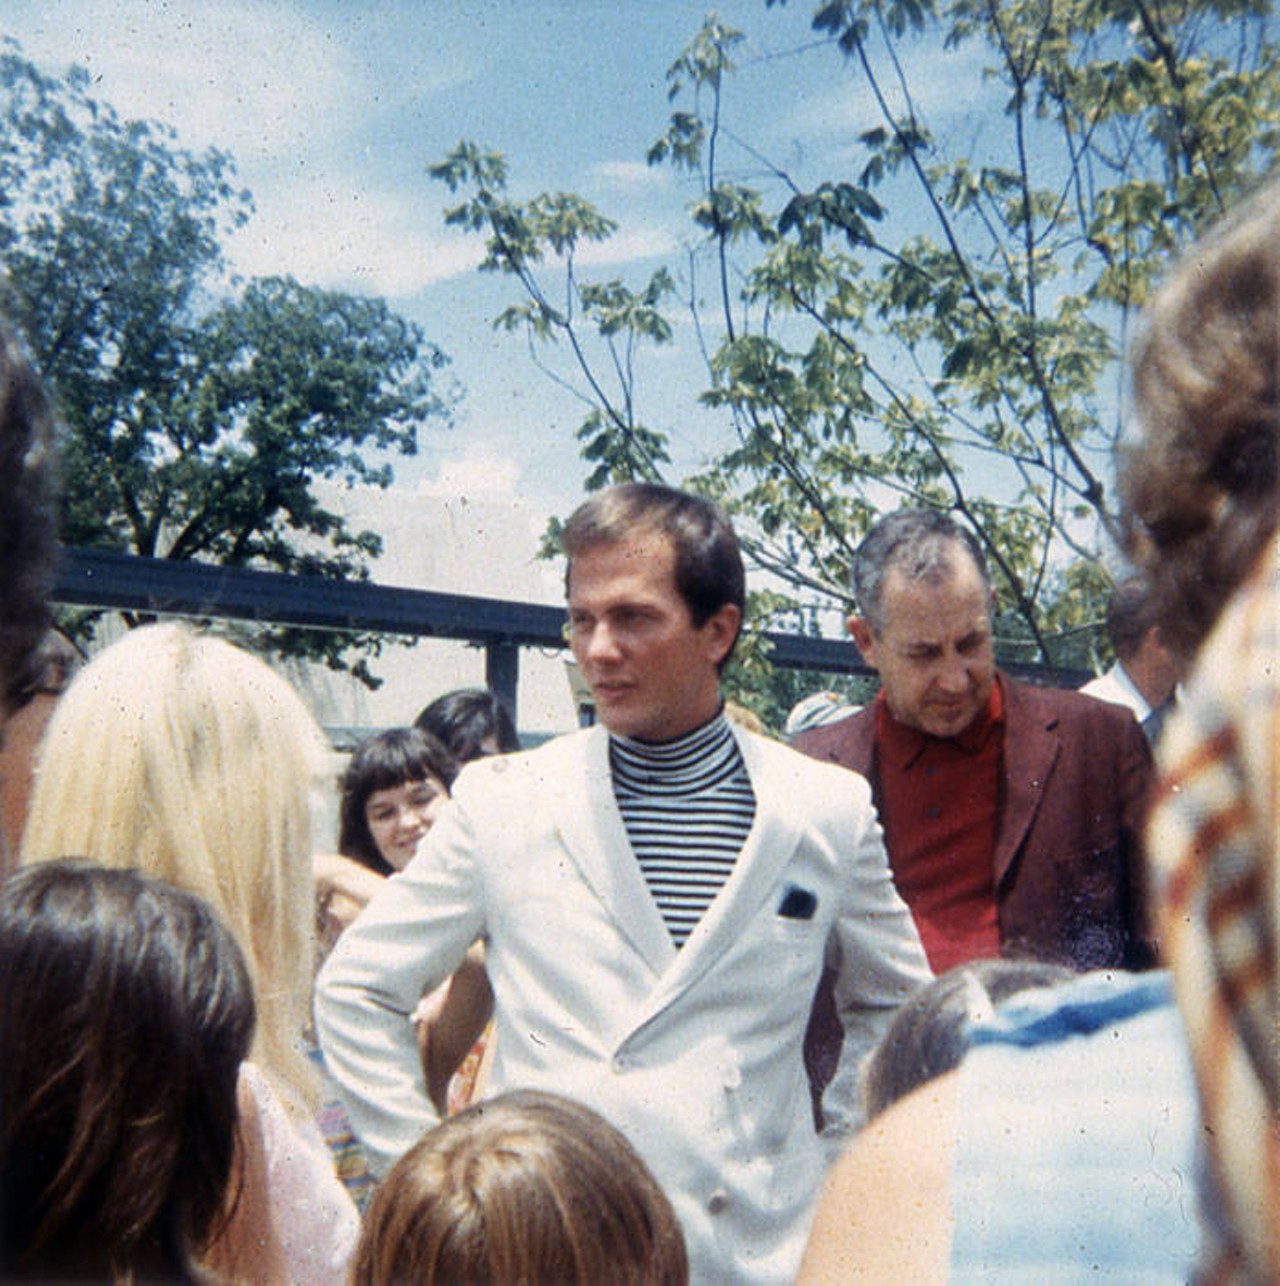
[0,43,453,684]
[431,2,1280,674]
[429,142,673,490]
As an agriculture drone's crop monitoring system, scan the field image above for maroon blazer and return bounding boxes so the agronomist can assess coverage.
[794,675,1157,971]
[797,673,1157,1116]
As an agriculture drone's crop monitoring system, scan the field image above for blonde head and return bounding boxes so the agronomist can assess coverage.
[21,622,329,1112]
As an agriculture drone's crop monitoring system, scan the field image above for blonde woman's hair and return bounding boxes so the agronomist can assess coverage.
[21,622,329,1112]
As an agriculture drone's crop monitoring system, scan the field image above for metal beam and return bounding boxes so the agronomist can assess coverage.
[52,548,1087,686]
[53,547,564,647]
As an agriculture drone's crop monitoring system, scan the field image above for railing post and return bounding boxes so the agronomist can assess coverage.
[485,639,519,728]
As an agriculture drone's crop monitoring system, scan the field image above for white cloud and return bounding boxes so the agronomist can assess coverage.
[12,0,359,162]
[4,0,484,296]
[419,449,522,500]
[9,0,472,162]
[226,180,484,296]
[564,225,680,269]
[593,159,670,190]
[775,36,988,142]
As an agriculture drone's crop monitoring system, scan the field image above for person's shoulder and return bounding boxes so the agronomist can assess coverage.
[741,722,847,772]
[1078,667,1120,700]
[791,706,875,766]
[453,726,600,788]
[739,725,876,814]
[1006,673,1141,732]
[797,1070,957,1282]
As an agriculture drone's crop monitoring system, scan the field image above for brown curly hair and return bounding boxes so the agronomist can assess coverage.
[1121,184,1280,659]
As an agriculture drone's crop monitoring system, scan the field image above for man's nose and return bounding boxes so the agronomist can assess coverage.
[586,621,622,662]
[936,653,971,692]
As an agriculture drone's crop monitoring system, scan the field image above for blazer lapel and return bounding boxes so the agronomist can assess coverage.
[547,726,675,975]
[994,679,1061,889]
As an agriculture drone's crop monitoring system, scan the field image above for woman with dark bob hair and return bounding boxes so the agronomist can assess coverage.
[352,1090,688,1285]
[338,726,457,877]
[327,726,490,1115]
[0,859,254,1283]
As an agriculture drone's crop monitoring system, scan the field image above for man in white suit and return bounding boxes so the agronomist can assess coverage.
[315,483,930,1282]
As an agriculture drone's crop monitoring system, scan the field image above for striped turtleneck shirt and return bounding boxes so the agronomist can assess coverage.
[609,711,756,948]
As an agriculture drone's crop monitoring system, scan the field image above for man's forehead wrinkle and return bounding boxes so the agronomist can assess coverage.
[893,627,945,654]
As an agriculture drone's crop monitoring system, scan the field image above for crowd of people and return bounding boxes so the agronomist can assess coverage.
[1,174,1279,1283]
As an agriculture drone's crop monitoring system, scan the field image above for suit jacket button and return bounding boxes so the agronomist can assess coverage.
[707,1190,730,1215]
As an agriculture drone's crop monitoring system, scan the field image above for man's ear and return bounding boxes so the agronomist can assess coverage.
[847,616,877,667]
[704,603,743,668]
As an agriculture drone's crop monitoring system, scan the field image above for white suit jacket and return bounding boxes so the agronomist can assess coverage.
[315,723,930,1283]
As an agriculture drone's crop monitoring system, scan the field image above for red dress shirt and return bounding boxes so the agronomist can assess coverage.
[874,681,1005,972]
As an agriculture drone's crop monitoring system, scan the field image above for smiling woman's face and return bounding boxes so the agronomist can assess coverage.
[364,776,448,871]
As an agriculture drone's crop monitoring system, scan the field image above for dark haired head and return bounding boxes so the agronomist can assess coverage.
[562,483,745,669]
[339,727,457,875]
[861,958,1074,1120]
[0,858,255,1281]
[0,323,60,713]
[1103,576,1162,662]
[852,509,991,636]
[352,1089,688,1285]
[4,629,78,715]
[414,688,520,764]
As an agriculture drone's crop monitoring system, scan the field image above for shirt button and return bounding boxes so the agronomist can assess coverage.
[707,1190,730,1215]
[611,1055,627,1073]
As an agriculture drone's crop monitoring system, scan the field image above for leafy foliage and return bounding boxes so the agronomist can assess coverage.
[430,142,673,489]
[431,2,1280,675]
[0,44,454,684]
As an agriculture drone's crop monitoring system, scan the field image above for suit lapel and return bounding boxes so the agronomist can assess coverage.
[547,726,675,975]
[994,680,1061,888]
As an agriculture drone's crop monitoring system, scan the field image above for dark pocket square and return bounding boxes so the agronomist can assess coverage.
[778,884,817,920]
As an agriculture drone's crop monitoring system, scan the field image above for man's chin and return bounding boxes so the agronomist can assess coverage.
[921,708,974,738]
[592,696,633,735]
[596,702,665,742]
[599,712,645,739]
[592,688,639,725]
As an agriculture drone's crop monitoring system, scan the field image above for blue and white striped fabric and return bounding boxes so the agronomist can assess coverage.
[950,969,1199,1283]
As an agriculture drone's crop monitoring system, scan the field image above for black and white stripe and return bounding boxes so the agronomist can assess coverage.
[610,713,756,948]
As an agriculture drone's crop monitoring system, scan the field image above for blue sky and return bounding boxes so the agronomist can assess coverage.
[0,1,977,528]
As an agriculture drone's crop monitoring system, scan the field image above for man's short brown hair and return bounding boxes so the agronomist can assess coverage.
[563,483,745,661]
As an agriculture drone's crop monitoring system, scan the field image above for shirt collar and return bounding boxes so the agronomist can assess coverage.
[875,675,1005,769]
[609,706,731,764]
